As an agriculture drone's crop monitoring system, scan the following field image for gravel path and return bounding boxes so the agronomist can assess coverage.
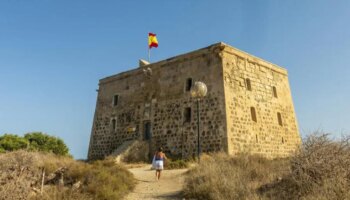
[124,165,188,200]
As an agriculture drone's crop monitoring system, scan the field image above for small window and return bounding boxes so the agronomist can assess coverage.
[277,112,283,126]
[250,107,257,122]
[272,86,278,98]
[184,107,191,123]
[185,78,193,91]
[111,119,116,131]
[256,134,258,143]
[245,78,252,91]
[126,114,131,123]
[113,95,119,106]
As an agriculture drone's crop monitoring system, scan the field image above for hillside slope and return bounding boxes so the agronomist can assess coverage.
[0,150,135,200]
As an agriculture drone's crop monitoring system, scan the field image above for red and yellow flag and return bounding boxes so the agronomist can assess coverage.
[148,33,158,48]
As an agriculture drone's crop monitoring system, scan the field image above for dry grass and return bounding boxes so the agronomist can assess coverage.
[0,150,135,200]
[261,133,350,200]
[183,153,289,200]
[184,133,350,200]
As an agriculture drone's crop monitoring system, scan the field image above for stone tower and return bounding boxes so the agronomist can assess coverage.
[87,42,301,160]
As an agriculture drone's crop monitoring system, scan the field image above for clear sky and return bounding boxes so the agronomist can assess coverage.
[1,1,349,159]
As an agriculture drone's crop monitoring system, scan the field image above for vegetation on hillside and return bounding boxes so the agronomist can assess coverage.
[0,134,28,152]
[184,133,350,200]
[0,132,69,156]
[0,150,135,200]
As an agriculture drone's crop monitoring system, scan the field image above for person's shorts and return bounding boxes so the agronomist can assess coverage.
[155,160,164,170]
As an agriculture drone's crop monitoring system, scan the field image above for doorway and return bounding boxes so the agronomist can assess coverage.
[144,121,151,140]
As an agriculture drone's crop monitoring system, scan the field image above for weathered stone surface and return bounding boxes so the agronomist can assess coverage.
[87,42,301,160]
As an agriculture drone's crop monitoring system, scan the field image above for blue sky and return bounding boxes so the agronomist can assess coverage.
[1,1,349,159]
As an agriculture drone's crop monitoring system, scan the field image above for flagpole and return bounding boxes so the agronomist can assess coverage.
[147,32,150,62]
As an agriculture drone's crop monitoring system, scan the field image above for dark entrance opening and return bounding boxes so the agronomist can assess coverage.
[144,121,151,140]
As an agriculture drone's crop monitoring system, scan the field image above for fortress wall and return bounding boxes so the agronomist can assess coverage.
[87,70,146,160]
[222,46,301,158]
[88,47,227,160]
[88,42,302,160]
[138,50,227,158]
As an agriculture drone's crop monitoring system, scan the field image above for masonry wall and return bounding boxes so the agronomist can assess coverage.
[222,46,301,158]
[88,42,302,160]
[88,47,227,160]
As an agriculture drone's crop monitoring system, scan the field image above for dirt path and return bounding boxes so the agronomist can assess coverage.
[124,165,188,200]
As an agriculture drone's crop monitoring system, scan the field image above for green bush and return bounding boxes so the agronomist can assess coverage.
[0,134,28,151]
[24,132,69,156]
[0,132,69,156]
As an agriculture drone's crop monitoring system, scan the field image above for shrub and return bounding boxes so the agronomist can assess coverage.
[86,159,136,200]
[165,159,189,169]
[25,132,69,156]
[261,133,350,200]
[0,150,135,200]
[0,132,70,156]
[183,153,289,200]
[184,134,350,200]
[0,134,28,151]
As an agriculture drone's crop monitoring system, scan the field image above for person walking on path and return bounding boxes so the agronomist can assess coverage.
[154,147,167,180]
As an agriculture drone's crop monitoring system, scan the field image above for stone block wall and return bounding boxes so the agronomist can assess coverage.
[221,45,301,158]
[87,42,301,160]
[88,46,227,160]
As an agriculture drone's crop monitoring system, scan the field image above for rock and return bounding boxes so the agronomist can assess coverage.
[72,181,81,190]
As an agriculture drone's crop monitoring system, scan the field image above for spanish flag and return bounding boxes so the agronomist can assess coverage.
[148,33,158,48]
